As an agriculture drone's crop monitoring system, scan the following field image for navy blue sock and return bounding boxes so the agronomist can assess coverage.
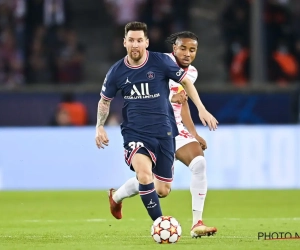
[139,182,162,221]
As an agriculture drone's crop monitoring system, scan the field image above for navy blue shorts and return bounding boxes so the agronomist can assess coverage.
[123,133,175,183]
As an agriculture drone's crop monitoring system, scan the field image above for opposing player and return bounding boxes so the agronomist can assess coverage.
[108,31,217,237]
[96,22,218,222]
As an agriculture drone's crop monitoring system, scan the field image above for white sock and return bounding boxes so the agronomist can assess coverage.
[189,156,207,226]
[112,177,139,203]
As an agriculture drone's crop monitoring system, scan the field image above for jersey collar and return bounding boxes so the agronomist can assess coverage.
[124,51,149,69]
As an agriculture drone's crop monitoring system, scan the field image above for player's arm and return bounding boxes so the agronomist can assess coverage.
[181,101,207,150]
[181,100,196,136]
[96,98,111,128]
[180,76,218,131]
[95,69,118,149]
[180,76,206,114]
[160,53,218,130]
[95,98,111,149]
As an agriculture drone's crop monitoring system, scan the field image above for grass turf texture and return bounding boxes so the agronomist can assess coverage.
[0,190,299,250]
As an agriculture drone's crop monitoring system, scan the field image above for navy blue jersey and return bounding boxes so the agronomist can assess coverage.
[101,51,187,138]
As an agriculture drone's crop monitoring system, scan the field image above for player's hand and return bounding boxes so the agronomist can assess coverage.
[195,134,207,150]
[95,126,109,149]
[171,91,187,104]
[198,110,218,131]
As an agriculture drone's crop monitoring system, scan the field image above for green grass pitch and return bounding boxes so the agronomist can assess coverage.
[0,190,299,250]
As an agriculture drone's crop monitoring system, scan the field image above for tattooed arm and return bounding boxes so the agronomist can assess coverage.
[96,65,118,148]
[95,98,111,149]
[96,98,111,127]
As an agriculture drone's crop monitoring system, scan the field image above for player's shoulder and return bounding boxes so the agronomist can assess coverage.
[164,52,176,61]
[184,64,198,84]
[148,51,172,62]
[188,64,198,75]
[107,58,124,75]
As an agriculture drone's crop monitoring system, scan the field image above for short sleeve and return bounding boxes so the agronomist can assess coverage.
[100,68,118,101]
[161,54,187,83]
[188,66,198,84]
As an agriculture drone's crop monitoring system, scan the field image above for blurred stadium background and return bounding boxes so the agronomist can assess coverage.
[0,0,299,191]
[0,1,300,249]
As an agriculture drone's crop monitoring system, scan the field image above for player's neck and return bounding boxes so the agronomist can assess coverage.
[126,51,148,66]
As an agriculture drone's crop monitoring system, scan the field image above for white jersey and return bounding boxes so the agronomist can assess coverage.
[166,53,198,131]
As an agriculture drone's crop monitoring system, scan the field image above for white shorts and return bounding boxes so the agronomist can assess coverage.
[175,128,198,151]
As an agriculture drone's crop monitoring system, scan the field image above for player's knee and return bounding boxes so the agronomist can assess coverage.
[157,188,171,198]
[135,169,153,184]
[156,186,171,198]
[189,156,206,175]
[156,189,169,198]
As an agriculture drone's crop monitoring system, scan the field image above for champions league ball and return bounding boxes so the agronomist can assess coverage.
[151,216,182,244]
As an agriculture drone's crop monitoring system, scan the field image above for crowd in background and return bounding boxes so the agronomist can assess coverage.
[103,0,190,60]
[221,0,300,86]
[2,0,300,88]
[1,0,300,126]
[0,0,85,88]
[0,0,190,88]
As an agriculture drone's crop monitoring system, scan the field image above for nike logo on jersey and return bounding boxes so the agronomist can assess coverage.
[125,77,131,84]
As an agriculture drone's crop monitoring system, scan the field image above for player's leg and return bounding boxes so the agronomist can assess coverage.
[110,171,170,208]
[152,137,174,198]
[109,157,173,218]
[131,150,163,221]
[153,174,172,198]
[176,141,206,223]
[176,135,217,237]
[111,176,139,204]
[109,135,163,221]
[108,176,139,219]
[108,147,140,220]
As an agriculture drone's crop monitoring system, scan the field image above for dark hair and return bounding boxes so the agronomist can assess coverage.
[124,21,148,37]
[165,31,198,45]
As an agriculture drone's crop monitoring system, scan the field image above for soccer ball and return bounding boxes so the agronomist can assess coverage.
[151,216,182,244]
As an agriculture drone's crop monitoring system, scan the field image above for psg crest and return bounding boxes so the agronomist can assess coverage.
[146,71,155,80]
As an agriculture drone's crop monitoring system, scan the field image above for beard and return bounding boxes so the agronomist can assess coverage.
[129,50,143,62]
